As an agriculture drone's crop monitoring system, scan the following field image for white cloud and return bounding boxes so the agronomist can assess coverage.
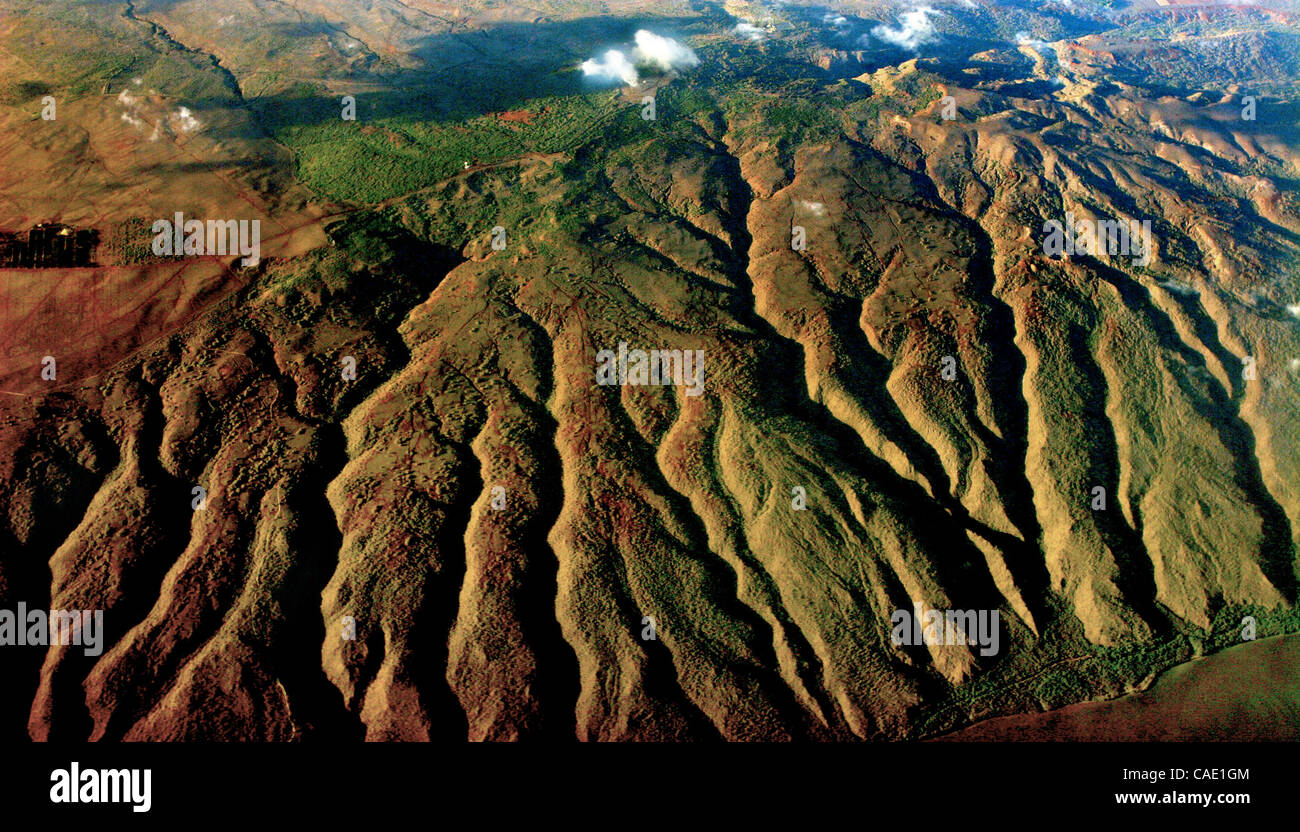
[1158,279,1199,297]
[582,49,640,85]
[735,22,766,42]
[117,88,202,140]
[583,30,698,87]
[1016,30,1056,57]
[118,89,151,137]
[1286,303,1300,318]
[796,200,827,217]
[823,13,848,27]
[174,106,202,134]
[633,30,699,73]
[871,7,941,52]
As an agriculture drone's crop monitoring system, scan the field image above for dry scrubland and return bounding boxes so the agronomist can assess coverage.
[0,0,1297,740]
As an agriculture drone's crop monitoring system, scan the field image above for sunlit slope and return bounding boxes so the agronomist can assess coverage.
[0,0,1297,741]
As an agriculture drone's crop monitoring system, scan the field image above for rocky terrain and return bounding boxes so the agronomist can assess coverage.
[0,0,1297,741]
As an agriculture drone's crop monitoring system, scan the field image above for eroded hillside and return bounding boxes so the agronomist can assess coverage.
[0,0,1297,741]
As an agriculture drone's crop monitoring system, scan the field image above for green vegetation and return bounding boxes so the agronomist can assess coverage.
[916,600,1300,738]
[257,85,620,205]
[721,83,843,150]
[0,2,236,101]
[0,80,53,106]
[103,218,157,265]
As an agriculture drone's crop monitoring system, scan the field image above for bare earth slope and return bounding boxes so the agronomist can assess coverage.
[0,0,1297,741]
